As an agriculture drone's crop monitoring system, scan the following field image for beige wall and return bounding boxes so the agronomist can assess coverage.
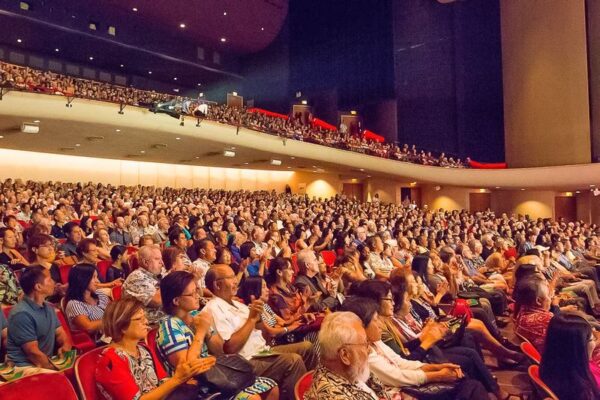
[501,0,591,167]
[422,186,472,211]
[491,190,556,219]
[289,172,342,199]
[366,178,402,204]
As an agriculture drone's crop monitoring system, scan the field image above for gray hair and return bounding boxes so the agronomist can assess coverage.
[296,249,314,272]
[318,312,364,361]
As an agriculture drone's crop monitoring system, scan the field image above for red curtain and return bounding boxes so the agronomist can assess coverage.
[311,118,338,131]
[362,129,385,143]
[468,160,508,169]
[247,107,289,119]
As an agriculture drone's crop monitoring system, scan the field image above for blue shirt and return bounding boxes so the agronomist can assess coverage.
[0,311,7,354]
[247,260,261,276]
[6,297,60,366]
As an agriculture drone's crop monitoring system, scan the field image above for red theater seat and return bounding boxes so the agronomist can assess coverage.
[96,260,112,282]
[0,373,78,400]
[75,346,108,400]
[294,370,314,400]
[528,365,558,400]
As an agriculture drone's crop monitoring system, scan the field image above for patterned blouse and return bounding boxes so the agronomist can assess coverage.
[122,268,165,325]
[96,345,160,400]
[306,365,391,400]
[515,306,554,352]
[0,263,22,305]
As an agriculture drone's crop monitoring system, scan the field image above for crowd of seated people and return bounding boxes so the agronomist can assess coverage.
[0,61,468,169]
[0,177,599,398]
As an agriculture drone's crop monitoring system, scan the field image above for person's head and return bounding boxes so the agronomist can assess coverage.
[355,226,367,242]
[296,249,319,276]
[115,216,126,229]
[238,276,269,304]
[389,270,411,316]
[76,238,99,263]
[341,296,382,343]
[138,245,164,275]
[265,256,294,286]
[0,227,17,250]
[349,280,394,318]
[139,235,155,247]
[160,271,199,315]
[63,222,83,244]
[196,239,217,262]
[318,311,371,384]
[239,241,257,260]
[28,233,56,263]
[66,263,100,302]
[110,245,128,265]
[169,229,187,250]
[215,246,232,265]
[102,298,148,343]
[411,253,432,284]
[514,275,552,311]
[541,313,600,400]
[205,264,238,301]
[365,235,383,253]
[162,247,186,272]
[19,265,55,298]
[93,228,110,245]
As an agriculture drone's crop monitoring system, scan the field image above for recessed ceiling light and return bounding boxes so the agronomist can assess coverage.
[173,88,179,92]
[287,166,291,169]
[197,83,202,86]
[230,147,236,150]
[140,150,145,154]
[576,190,581,194]
[115,129,121,132]
[17,39,22,43]
[120,64,124,67]
[89,56,94,60]
[55,48,59,52]
[33,120,40,123]
[359,168,364,172]
[244,162,249,165]
[173,77,177,81]
[521,188,526,191]
[223,11,227,16]
[261,27,264,31]
[220,37,227,42]
[495,186,500,189]
[290,156,295,159]
[195,156,199,159]
[0,136,4,139]
[148,71,152,74]
[75,143,81,147]
[176,137,181,140]
[179,23,186,28]
[590,184,596,187]
[132,7,138,12]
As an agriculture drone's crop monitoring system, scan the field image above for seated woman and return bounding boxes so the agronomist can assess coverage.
[161,247,188,274]
[265,257,316,323]
[336,250,367,292]
[239,241,267,277]
[156,271,279,400]
[93,228,113,261]
[64,263,110,337]
[96,298,213,400]
[540,313,600,400]
[0,227,29,271]
[238,276,316,346]
[341,296,489,400]
[107,245,130,283]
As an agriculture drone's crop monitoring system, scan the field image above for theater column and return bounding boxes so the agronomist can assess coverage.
[500,0,591,167]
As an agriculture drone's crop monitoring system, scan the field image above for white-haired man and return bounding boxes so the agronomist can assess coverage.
[306,311,391,400]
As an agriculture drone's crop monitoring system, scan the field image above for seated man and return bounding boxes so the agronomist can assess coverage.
[6,266,72,376]
[58,222,83,259]
[122,245,165,326]
[514,275,555,352]
[307,311,391,400]
[294,249,340,312]
[203,264,317,400]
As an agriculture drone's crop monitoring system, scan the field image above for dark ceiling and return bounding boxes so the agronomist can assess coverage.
[0,0,288,90]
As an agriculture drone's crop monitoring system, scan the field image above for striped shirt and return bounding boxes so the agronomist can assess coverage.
[65,291,109,331]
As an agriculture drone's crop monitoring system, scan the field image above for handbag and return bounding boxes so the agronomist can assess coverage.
[449,299,473,323]
[401,382,458,399]
[198,354,256,397]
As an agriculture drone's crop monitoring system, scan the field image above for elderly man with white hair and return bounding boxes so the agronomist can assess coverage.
[306,311,391,400]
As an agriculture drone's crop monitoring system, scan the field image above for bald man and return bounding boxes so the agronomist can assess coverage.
[122,245,165,326]
[203,264,317,400]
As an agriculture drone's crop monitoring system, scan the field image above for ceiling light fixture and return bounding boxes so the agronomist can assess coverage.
[75,143,81,147]
[17,39,22,43]
[197,83,202,86]
[148,71,152,74]
[261,27,265,31]
[223,11,227,16]
[179,23,186,28]
[173,77,177,81]
[220,37,227,42]
[132,7,138,12]
[232,91,238,96]
[115,129,121,132]
[33,120,40,123]
[89,56,94,60]
[55,48,59,52]
[120,64,124,67]
[0,136,4,139]
[271,159,282,166]
[301,100,307,105]
[176,137,181,140]
[223,150,236,157]
[140,150,145,154]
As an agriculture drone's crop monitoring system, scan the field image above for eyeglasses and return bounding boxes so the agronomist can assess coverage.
[381,297,394,303]
[180,291,200,298]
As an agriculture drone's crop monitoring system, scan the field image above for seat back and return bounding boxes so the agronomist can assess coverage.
[54,306,96,354]
[528,365,559,400]
[75,346,108,400]
[320,250,336,272]
[0,373,78,400]
[112,285,122,300]
[96,260,112,282]
[521,341,541,364]
[129,255,139,272]
[291,253,299,275]
[2,305,12,319]
[294,370,314,400]
[145,328,168,380]
[59,263,74,284]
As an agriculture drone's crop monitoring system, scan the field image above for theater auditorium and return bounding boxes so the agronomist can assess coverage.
[0,1,599,399]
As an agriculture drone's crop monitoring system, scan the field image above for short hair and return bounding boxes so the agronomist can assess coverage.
[168,228,184,244]
[110,245,127,262]
[340,296,379,328]
[237,276,264,305]
[27,233,54,254]
[319,312,364,361]
[514,275,548,308]
[66,263,98,302]
[0,227,12,240]
[139,235,155,246]
[102,298,144,343]
[162,247,183,271]
[348,279,391,303]
[20,265,47,295]
[265,257,289,286]
[239,241,255,259]
[296,249,314,273]
[62,221,79,236]
[76,238,97,258]
[160,271,196,315]
[194,239,213,257]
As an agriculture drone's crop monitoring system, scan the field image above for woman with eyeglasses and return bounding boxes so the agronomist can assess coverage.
[96,298,213,400]
[156,271,278,400]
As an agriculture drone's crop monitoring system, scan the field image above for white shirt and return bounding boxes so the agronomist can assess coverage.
[202,296,267,359]
[191,258,211,289]
[368,340,426,387]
